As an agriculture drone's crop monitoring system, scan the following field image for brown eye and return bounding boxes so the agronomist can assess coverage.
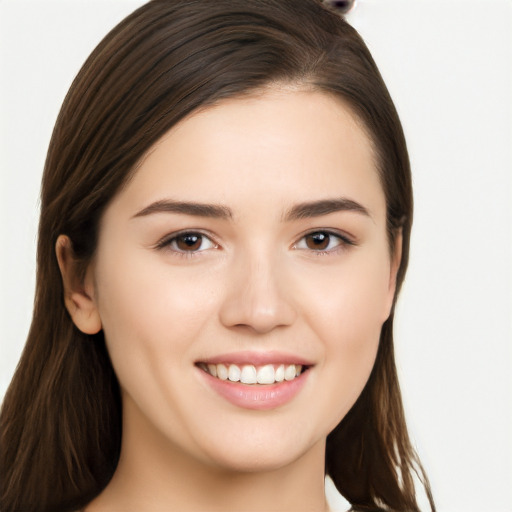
[305,232,331,250]
[295,231,350,253]
[175,234,202,251]
[162,232,217,253]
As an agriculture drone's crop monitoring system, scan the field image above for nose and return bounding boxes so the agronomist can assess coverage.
[218,250,297,335]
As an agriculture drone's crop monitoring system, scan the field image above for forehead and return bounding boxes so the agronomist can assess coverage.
[112,88,385,221]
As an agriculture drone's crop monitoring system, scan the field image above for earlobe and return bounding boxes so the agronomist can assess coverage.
[55,235,102,335]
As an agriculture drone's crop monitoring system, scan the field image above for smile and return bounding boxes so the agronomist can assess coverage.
[196,352,312,410]
[197,362,305,385]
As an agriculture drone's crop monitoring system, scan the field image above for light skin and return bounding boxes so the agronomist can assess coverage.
[57,87,401,511]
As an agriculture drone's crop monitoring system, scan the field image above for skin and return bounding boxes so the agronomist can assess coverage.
[57,87,401,511]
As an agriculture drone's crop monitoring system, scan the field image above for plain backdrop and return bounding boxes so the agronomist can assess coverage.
[1,1,511,511]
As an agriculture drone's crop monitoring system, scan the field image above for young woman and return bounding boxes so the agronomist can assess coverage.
[0,1,435,511]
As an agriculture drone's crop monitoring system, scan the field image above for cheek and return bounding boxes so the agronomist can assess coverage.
[92,251,227,447]
[93,250,220,383]
[298,252,390,429]
[301,247,391,340]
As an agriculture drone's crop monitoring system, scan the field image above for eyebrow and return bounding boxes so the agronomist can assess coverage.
[132,197,371,222]
[132,199,233,219]
[283,198,372,221]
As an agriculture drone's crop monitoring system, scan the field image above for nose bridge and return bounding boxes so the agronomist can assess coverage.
[219,244,296,334]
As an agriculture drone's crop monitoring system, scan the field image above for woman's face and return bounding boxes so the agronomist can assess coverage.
[86,88,399,471]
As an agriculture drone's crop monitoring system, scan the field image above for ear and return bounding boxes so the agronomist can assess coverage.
[55,235,102,335]
[384,230,403,319]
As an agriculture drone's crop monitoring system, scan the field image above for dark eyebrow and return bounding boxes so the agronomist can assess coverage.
[284,198,372,221]
[132,199,233,219]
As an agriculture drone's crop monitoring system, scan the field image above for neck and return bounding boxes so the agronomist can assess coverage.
[88,397,330,512]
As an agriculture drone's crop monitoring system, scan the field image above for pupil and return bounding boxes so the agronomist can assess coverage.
[178,234,201,250]
[307,233,329,250]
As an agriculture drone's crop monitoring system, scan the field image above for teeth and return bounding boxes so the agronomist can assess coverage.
[240,365,257,384]
[207,364,217,378]
[202,362,305,385]
[257,364,275,384]
[228,364,241,382]
[284,364,297,381]
[217,364,228,380]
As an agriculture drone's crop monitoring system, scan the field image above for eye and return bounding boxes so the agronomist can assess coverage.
[158,232,217,253]
[294,231,352,253]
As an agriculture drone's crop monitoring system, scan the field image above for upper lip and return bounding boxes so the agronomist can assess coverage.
[196,350,314,366]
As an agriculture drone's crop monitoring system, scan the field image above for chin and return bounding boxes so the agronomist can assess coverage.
[193,424,325,474]
[206,448,308,474]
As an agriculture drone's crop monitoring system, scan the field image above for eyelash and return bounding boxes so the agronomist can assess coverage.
[155,230,218,258]
[293,230,355,255]
[155,229,355,257]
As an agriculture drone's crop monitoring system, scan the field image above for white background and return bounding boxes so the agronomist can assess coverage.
[1,1,511,511]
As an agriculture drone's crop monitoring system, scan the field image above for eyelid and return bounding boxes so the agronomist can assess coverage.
[153,228,355,256]
[154,229,220,254]
[293,229,356,253]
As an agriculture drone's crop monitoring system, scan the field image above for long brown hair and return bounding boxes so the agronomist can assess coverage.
[0,1,434,510]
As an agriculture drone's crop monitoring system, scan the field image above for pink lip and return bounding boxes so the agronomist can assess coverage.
[198,350,313,366]
[198,367,310,410]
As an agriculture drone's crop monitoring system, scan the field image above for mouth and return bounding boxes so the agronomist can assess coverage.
[195,353,313,410]
[196,362,308,385]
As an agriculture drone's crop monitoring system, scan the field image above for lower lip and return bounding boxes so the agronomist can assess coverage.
[198,368,309,411]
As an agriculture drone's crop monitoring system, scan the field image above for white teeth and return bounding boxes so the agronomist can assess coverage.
[202,362,305,385]
[284,364,297,381]
[257,364,275,384]
[240,365,257,384]
[228,364,241,382]
[217,364,228,380]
